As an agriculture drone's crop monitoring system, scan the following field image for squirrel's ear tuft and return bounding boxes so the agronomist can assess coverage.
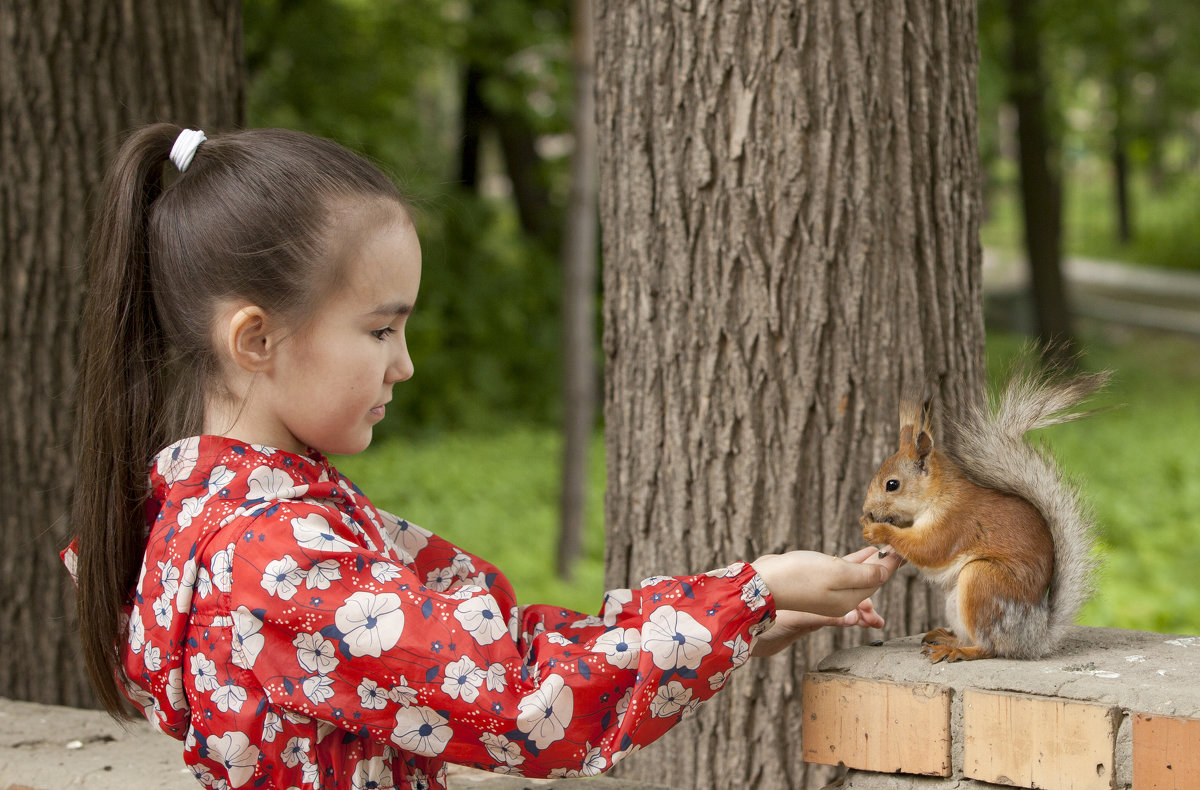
[899,424,914,449]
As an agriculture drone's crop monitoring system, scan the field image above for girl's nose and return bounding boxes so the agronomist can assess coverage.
[386,334,414,383]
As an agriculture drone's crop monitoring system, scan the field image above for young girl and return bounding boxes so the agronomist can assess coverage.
[67,124,901,790]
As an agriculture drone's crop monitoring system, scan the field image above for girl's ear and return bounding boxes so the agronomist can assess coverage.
[225,305,276,373]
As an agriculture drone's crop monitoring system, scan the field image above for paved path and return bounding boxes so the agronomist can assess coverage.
[983,250,1200,336]
[0,697,668,790]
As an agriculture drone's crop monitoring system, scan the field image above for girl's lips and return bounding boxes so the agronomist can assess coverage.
[369,404,387,420]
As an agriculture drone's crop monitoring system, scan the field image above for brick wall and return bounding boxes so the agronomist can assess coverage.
[800,627,1200,790]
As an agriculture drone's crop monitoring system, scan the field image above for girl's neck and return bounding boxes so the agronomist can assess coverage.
[202,391,305,455]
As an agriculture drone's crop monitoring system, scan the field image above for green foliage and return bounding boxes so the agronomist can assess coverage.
[986,330,1200,635]
[333,427,606,613]
[244,0,575,429]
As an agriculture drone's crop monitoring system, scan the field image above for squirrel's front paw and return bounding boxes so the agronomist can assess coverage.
[861,521,892,546]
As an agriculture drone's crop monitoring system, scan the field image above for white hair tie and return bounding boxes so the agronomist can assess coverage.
[170,128,207,173]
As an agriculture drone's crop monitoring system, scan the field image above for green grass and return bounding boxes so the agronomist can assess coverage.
[338,327,1200,635]
[333,428,608,614]
[983,165,1200,272]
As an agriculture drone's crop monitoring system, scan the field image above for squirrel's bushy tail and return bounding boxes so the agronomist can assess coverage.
[946,364,1109,645]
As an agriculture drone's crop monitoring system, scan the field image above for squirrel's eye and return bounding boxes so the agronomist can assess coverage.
[885,479,900,492]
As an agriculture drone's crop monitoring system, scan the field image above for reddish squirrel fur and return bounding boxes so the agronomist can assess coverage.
[860,367,1109,662]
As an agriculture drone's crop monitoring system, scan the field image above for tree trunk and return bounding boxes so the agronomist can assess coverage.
[1006,0,1076,363]
[0,0,242,707]
[557,0,598,580]
[596,3,984,788]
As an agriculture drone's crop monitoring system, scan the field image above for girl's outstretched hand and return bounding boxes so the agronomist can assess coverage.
[750,597,884,657]
[748,545,904,657]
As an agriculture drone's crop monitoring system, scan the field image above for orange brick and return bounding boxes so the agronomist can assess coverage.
[1133,712,1200,789]
[963,688,1117,789]
[800,672,952,776]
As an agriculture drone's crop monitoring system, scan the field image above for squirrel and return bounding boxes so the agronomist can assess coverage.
[859,365,1110,662]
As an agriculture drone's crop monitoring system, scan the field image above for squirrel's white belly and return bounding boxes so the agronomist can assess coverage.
[919,554,973,639]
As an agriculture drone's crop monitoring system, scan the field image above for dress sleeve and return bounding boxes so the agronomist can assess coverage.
[229,502,775,778]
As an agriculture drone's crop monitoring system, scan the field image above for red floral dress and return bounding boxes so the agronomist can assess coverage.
[66,436,775,789]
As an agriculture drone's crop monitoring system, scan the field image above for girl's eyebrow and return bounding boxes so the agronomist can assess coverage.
[368,300,414,318]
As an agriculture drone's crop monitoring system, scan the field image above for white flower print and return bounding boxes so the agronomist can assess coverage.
[391,706,453,757]
[302,761,319,785]
[449,552,475,578]
[305,558,342,590]
[641,606,713,670]
[708,669,733,691]
[453,595,508,647]
[246,465,307,502]
[480,732,525,766]
[371,561,401,584]
[388,677,417,707]
[157,437,200,485]
[740,574,769,610]
[152,592,174,628]
[381,512,431,557]
[261,711,283,743]
[166,667,187,711]
[639,575,671,587]
[231,606,265,670]
[425,567,454,592]
[446,584,483,601]
[176,559,198,613]
[206,463,235,490]
[260,555,304,600]
[591,627,641,669]
[723,634,751,667]
[545,633,573,647]
[190,653,220,692]
[143,644,162,671]
[486,662,508,693]
[649,680,692,718]
[358,678,390,710]
[293,632,339,675]
[302,675,335,706]
[351,756,394,790]
[128,606,145,655]
[516,674,573,750]
[158,560,180,597]
[334,592,405,658]
[705,561,745,578]
[602,589,633,626]
[205,731,260,788]
[579,742,606,776]
[615,687,632,727]
[211,682,247,713]
[281,736,310,768]
[571,614,604,629]
[177,495,206,528]
[441,656,487,703]
[292,512,356,553]
[196,566,213,599]
[211,543,235,593]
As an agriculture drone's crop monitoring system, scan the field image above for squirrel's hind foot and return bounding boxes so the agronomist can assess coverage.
[921,627,957,646]
[920,628,994,662]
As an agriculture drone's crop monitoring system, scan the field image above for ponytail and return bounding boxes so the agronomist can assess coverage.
[73,123,180,717]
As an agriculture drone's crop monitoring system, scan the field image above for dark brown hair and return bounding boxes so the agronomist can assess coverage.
[72,123,406,717]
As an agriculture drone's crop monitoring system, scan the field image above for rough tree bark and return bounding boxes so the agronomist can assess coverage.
[0,0,242,706]
[596,3,984,787]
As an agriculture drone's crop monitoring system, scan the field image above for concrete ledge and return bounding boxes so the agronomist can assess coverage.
[804,626,1200,790]
[0,697,669,790]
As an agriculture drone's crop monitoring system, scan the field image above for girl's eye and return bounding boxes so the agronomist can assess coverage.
[371,327,397,341]
[885,479,900,492]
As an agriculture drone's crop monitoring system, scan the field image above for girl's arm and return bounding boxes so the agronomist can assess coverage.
[229,503,775,778]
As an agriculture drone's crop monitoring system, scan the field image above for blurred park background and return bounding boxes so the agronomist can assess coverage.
[232,0,1200,633]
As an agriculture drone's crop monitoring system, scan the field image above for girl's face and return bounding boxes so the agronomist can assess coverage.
[259,206,422,456]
